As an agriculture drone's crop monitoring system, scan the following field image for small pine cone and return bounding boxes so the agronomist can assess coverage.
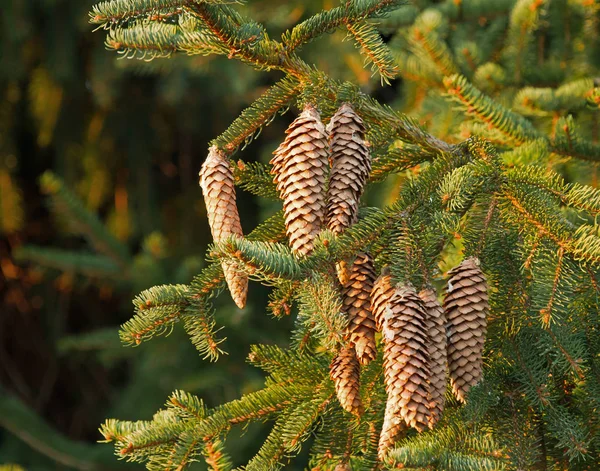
[270,105,328,257]
[382,284,431,433]
[444,257,489,403]
[418,288,447,427]
[371,267,394,332]
[334,464,352,471]
[326,103,371,235]
[343,253,377,365]
[378,395,406,461]
[330,345,363,416]
[199,146,248,309]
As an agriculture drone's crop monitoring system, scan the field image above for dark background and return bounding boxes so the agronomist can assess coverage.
[0,1,390,468]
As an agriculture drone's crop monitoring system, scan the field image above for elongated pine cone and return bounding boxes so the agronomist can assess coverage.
[378,394,406,461]
[343,252,377,365]
[270,105,328,257]
[371,267,394,332]
[444,256,489,402]
[326,103,371,234]
[418,288,447,427]
[199,146,248,309]
[330,345,363,416]
[381,284,431,434]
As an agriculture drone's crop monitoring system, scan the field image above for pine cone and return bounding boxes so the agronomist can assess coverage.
[371,267,394,332]
[418,288,447,427]
[334,464,352,471]
[381,284,431,433]
[326,103,371,234]
[330,345,363,416]
[199,146,248,309]
[378,396,406,461]
[270,105,328,257]
[444,257,489,403]
[343,252,377,365]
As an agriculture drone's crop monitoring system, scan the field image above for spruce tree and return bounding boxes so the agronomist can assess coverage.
[89,0,600,469]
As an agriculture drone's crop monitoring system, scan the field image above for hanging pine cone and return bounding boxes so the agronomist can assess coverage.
[418,287,447,427]
[326,103,371,235]
[330,345,363,416]
[381,284,431,433]
[199,146,248,309]
[378,396,406,461]
[444,256,489,403]
[370,267,394,332]
[343,252,377,365]
[270,105,328,257]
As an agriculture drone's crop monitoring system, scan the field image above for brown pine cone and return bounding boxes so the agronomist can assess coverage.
[444,257,489,402]
[378,396,406,461]
[330,345,363,416]
[371,267,394,332]
[270,105,328,257]
[343,252,377,365]
[326,103,371,235]
[381,284,431,433]
[199,146,248,309]
[418,287,447,427]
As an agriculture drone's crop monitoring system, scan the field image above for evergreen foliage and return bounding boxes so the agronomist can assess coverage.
[14,0,599,469]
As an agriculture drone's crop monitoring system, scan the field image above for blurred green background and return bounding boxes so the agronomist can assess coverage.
[0,0,394,469]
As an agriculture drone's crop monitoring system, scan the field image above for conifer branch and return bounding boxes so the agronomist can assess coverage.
[213,237,305,282]
[443,74,540,145]
[232,161,278,200]
[214,77,301,153]
[282,0,406,53]
[346,21,398,85]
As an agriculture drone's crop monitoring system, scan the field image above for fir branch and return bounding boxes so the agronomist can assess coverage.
[369,145,436,182]
[246,210,286,243]
[198,382,313,438]
[90,0,193,29]
[245,390,332,470]
[409,19,459,78]
[267,280,298,317]
[282,0,407,53]
[502,0,546,83]
[385,421,508,470]
[181,298,226,361]
[232,160,278,200]
[296,274,347,349]
[105,22,227,60]
[39,171,130,266]
[248,344,327,384]
[213,77,301,153]
[186,3,290,73]
[346,21,398,85]
[443,74,540,145]
[121,284,191,346]
[212,237,305,282]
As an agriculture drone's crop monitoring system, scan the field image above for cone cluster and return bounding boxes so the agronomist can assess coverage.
[444,257,489,403]
[374,257,489,459]
[199,146,248,309]
[270,104,378,417]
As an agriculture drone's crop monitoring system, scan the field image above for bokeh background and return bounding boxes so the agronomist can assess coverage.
[0,1,398,468]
